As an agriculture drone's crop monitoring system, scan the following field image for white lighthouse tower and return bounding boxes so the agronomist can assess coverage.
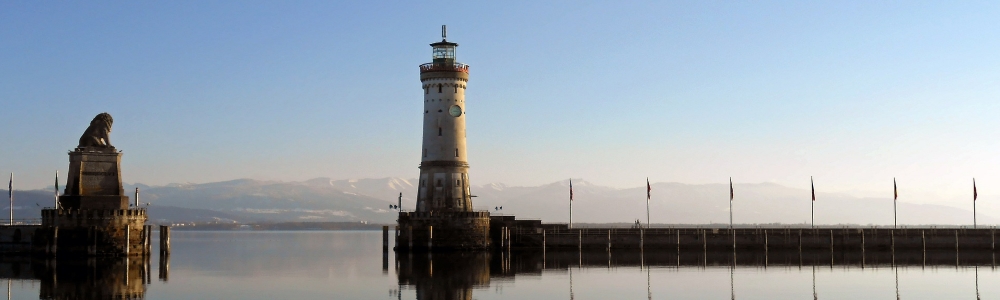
[397,26,490,251]
[416,25,473,213]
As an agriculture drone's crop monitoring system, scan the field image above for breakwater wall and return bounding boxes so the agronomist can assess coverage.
[495,226,1000,251]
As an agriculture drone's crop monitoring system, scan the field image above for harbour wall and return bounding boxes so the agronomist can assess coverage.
[498,226,1000,251]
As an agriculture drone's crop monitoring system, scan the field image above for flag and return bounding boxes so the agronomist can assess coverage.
[729,177,734,201]
[974,178,978,201]
[894,178,898,201]
[569,179,574,201]
[646,178,651,200]
[811,176,815,201]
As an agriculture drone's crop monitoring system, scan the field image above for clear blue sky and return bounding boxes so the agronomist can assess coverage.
[2,1,999,206]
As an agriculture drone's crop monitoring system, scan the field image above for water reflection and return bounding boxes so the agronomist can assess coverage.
[1,256,150,300]
[396,248,998,299]
[396,252,490,300]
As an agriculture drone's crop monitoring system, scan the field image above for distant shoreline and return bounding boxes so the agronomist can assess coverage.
[163,221,978,231]
[168,222,392,231]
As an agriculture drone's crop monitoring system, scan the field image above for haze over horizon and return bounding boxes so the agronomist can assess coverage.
[3,1,1000,211]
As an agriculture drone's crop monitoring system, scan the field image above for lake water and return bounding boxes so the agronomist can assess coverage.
[3,230,998,299]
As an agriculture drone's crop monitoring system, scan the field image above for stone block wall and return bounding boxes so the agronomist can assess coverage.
[397,211,490,251]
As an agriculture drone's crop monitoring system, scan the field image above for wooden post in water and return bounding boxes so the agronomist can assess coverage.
[861,230,866,269]
[640,228,644,251]
[955,229,959,252]
[703,230,707,253]
[427,226,433,250]
[703,230,707,268]
[507,227,512,250]
[52,227,59,256]
[608,230,612,251]
[147,225,152,256]
[158,249,170,282]
[382,226,389,252]
[861,229,865,251]
[542,229,546,252]
[159,225,170,255]
[125,225,130,256]
[578,229,582,250]
[500,226,505,249]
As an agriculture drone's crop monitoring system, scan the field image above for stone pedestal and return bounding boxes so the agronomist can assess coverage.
[38,147,149,257]
[396,211,491,251]
[60,147,128,210]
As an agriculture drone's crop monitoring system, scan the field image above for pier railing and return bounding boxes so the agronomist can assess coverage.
[0,218,41,226]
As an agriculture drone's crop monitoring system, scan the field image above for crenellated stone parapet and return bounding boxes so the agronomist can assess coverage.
[37,208,151,257]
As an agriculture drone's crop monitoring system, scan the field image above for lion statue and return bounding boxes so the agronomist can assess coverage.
[77,112,114,148]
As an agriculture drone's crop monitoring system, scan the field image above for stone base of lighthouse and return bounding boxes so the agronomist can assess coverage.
[396,211,491,251]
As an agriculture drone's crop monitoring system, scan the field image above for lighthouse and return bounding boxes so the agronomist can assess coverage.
[397,26,490,251]
[417,25,472,213]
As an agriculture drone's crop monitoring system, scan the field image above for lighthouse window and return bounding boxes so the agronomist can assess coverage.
[420,180,425,187]
[438,85,442,93]
[436,180,441,187]
[456,180,460,186]
[438,127,442,136]
[455,148,458,157]
[454,86,458,93]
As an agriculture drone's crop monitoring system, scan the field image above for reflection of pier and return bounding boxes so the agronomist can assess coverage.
[496,248,1000,269]
[397,252,490,300]
[396,247,998,300]
[1,256,151,299]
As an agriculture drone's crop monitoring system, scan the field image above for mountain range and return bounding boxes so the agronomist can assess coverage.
[3,178,997,226]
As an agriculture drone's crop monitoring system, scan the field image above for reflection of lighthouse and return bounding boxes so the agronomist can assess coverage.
[397,26,490,251]
[417,25,472,213]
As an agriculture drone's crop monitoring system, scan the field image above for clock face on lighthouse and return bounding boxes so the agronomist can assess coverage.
[449,105,462,117]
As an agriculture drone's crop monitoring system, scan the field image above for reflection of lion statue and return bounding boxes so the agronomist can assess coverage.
[78,113,114,148]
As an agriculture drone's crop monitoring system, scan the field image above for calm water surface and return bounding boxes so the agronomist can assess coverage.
[4,231,999,299]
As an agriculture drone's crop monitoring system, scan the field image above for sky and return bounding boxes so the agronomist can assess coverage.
[2,1,1000,208]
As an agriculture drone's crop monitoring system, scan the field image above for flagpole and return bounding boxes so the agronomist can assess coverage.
[569,179,573,229]
[646,178,650,229]
[8,173,12,225]
[729,177,733,230]
[54,171,59,209]
[811,176,815,229]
